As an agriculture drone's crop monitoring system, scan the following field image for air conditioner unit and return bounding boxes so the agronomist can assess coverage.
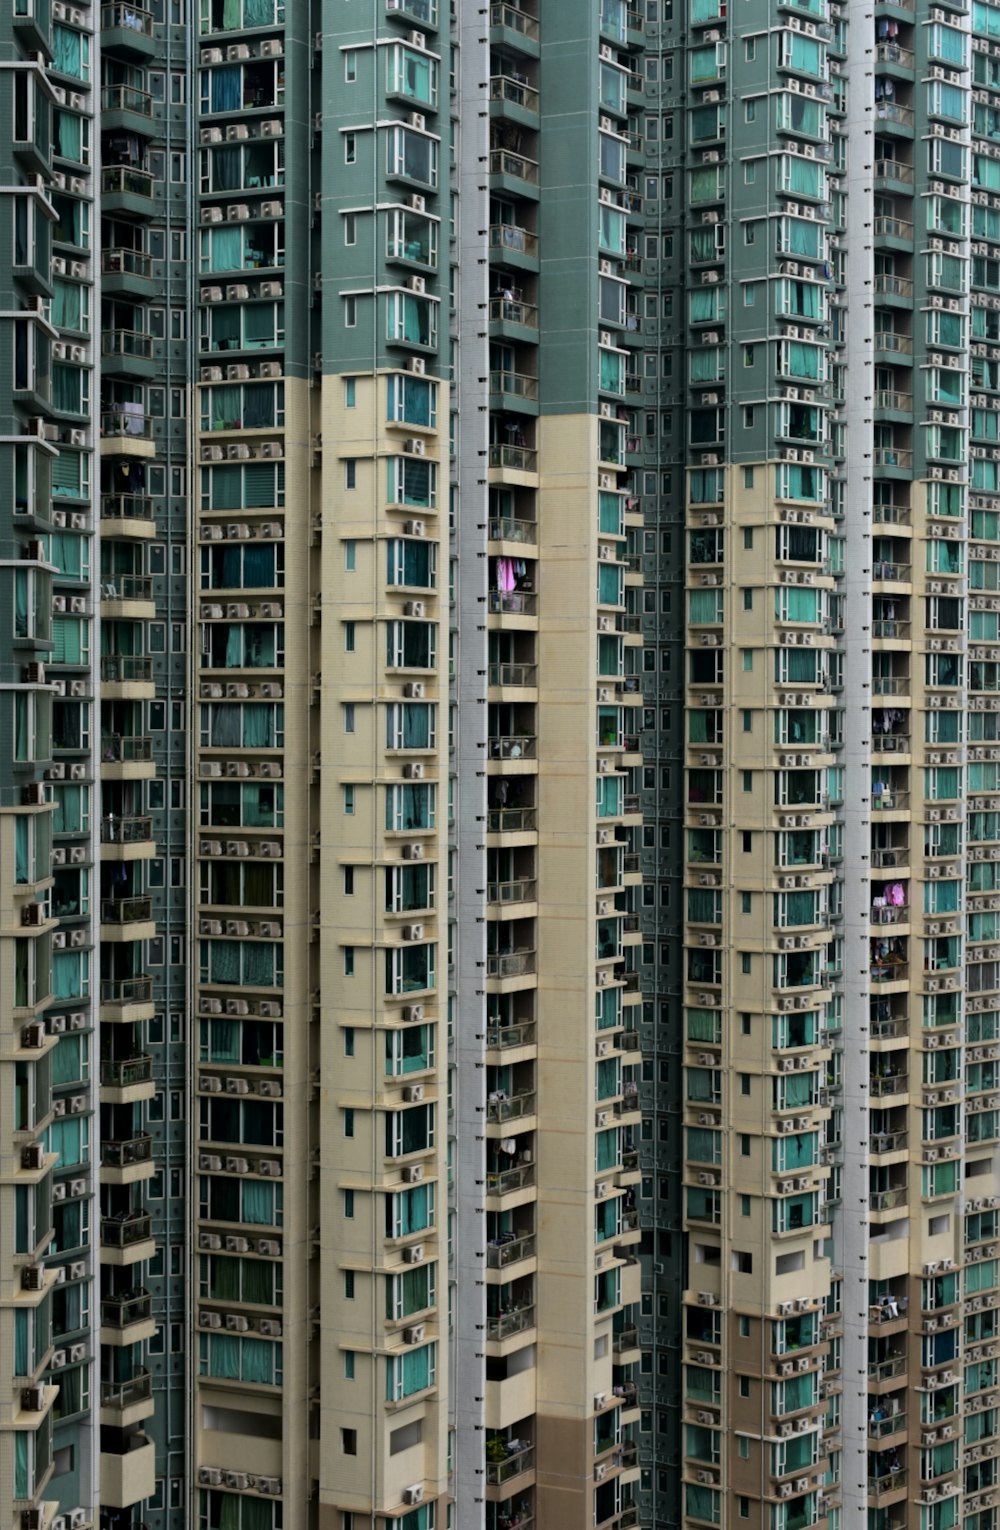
[403,1243,424,1265]
[403,1164,424,1183]
[403,1487,424,1507]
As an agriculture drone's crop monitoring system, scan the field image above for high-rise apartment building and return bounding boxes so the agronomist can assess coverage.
[5,1,1000,1529]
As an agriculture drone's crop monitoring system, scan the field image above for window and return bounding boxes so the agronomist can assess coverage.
[739,1376,750,1397]
[344,947,355,976]
[740,1134,750,1156]
[742,771,753,792]
[741,953,752,974]
[344,133,356,164]
[344,460,357,489]
[343,785,355,815]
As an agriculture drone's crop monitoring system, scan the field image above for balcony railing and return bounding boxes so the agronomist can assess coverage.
[100,1212,153,1248]
[100,1369,153,1409]
[486,1232,535,1268]
[870,1073,908,1097]
[486,1304,535,1340]
[489,443,538,473]
[490,75,539,113]
[102,328,153,360]
[487,1090,536,1123]
[100,1290,152,1329]
[488,735,537,760]
[874,158,914,185]
[488,296,538,330]
[102,574,154,601]
[485,1443,535,1486]
[490,1,539,41]
[873,391,913,413]
[101,85,153,115]
[489,223,538,259]
[876,41,914,67]
[489,148,539,186]
[868,1355,907,1382]
[489,591,537,616]
[101,656,153,684]
[871,1130,907,1154]
[489,517,537,545]
[871,677,908,696]
[101,734,153,764]
[490,370,539,401]
[487,950,536,978]
[875,101,914,127]
[102,494,154,522]
[488,664,537,689]
[869,1412,907,1439]
[487,877,537,905]
[102,166,154,199]
[100,1054,154,1088]
[486,1161,535,1196]
[873,327,913,352]
[613,1325,638,1354]
[102,1133,154,1169]
[102,2,154,33]
[487,807,537,834]
[101,975,153,1007]
[102,248,152,280]
[101,896,153,925]
[870,903,908,925]
[486,1020,536,1051]
[102,410,153,441]
[873,447,913,471]
[870,1186,907,1212]
[100,814,153,844]
[868,1470,907,1497]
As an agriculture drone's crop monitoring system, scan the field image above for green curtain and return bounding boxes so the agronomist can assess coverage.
[595,1128,618,1171]
[211,384,240,430]
[223,0,242,25]
[785,219,822,258]
[212,146,241,191]
[245,303,279,346]
[241,1338,275,1384]
[784,156,822,197]
[206,227,244,272]
[53,25,82,76]
[52,1035,82,1086]
[243,705,277,747]
[242,943,275,986]
[52,951,82,999]
[690,348,721,382]
[399,1184,429,1235]
[210,942,241,984]
[14,1310,29,1376]
[596,1058,618,1099]
[51,280,81,329]
[207,1334,241,1378]
[208,1018,241,1062]
[242,1181,275,1225]
[775,1132,816,1171]
[210,1257,241,1300]
[242,1498,273,1530]
[14,1433,29,1500]
[15,817,29,883]
[687,1009,721,1043]
[243,1258,273,1305]
[685,1486,719,1524]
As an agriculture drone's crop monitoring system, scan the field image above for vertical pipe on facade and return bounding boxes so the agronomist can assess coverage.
[364,0,383,1514]
[180,6,197,1521]
[87,4,102,1514]
[838,2,875,1520]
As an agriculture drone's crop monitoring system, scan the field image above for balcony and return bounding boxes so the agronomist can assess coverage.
[489,148,540,190]
[486,1442,535,1487]
[100,1289,153,1332]
[487,807,537,835]
[101,1211,153,1250]
[486,1020,536,1052]
[873,447,912,472]
[100,734,154,780]
[101,894,153,928]
[101,814,153,847]
[872,275,913,303]
[487,877,537,907]
[489,443,538,475]
[102,248,153,282]
[101,411,155,459]
[102,495,155,537]
[488,296,538,332]
[100,1054,154,1099]
[489,224,539,263]
[490,1,540,44]
[102,1132,154,1171]
[486,1162,536,1198]
[487,1090,536,1124]
[100,1435,156,1509]
[486,950,536,980]
[100,1369,153,1414]
[487,1305,536,1341]
[100,976,153,1021]
[490,74,539,115]
[101,85,154,119]
[101,166,155,200]
[489,664,537,690]
[488,735,536,762]
[489,517,537,546]
[490,370,539,406]
[486,1232,536,1269]
[868,1470,907,1499]
[100,657,154,699]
